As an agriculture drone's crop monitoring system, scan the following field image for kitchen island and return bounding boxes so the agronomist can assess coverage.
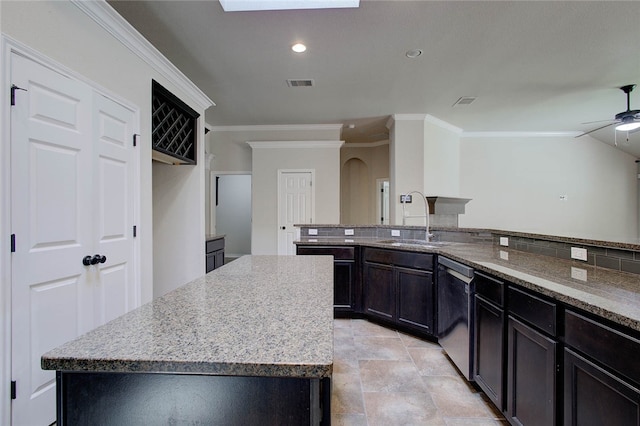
[42,255,334,425]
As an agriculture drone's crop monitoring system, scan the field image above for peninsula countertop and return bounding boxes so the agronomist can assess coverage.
[42,255,334,378]
[296,238,640,333]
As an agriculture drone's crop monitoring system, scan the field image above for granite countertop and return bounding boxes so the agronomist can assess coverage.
[295,238,640,333]
[42,255,334,378]
[206,234,225,241]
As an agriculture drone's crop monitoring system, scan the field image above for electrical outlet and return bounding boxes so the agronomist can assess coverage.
[559,194,568,201]
[344,239,354,243]
[344,229,354,236]
[308,229,318,236]
[571,247,588,261]
[571,267,588,281]
[500,250,509,260]
[308,238,317,242]
[391,230,401,237]
[499,237,509,247]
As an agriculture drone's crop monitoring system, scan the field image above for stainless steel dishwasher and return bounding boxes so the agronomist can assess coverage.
[437,256,475,380]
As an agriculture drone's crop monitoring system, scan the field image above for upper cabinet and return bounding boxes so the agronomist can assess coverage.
[151,80,200,165]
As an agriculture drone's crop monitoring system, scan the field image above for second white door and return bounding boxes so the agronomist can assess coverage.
[278,171,313,255]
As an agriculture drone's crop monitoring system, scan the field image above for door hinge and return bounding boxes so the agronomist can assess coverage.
[133,134,140,147]
[10,85,27,106]
[10,234,15,253]
[10,381,16,400]
[133,226,137,238]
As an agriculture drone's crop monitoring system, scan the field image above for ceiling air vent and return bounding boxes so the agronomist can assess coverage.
[453,96,477,107]
[287,79,315,87]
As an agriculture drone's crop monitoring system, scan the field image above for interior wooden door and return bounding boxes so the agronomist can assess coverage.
[10,52,94,426]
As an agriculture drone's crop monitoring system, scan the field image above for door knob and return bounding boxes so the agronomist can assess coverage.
[91,254,107,265]
[82,255,93,266]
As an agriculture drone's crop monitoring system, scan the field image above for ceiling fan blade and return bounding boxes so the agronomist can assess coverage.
[580,119,616,125]
[575,122,617,138]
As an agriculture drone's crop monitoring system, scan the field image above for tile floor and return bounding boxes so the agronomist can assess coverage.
[331,319,508,426]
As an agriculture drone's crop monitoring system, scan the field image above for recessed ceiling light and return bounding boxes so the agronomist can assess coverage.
[405,49,422,59]
[292,43,307,53]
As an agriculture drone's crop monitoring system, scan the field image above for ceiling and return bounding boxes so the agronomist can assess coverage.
[108,0,640,156]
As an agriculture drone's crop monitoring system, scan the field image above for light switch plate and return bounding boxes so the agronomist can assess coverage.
[391,230,401,237]
[308,229,318,235]
[499,237,509,247]
[571,247,588,261]
[344,229,354,236]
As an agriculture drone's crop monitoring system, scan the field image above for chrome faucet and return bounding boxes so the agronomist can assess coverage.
[401,190,433,241]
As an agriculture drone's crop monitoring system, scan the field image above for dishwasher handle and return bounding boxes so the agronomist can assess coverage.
[445,268,474,285]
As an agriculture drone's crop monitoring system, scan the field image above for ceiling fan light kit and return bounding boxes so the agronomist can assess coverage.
[577,84,640,138]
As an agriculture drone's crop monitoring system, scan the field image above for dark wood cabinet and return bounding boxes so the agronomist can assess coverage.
[363,248,434,336]
[363,262,394,320]
[506,287,559,426]
[206,237,225,273]
[507,316,558,426]
[564,309,640,426]
[474,292,505,410]
[397,267,433,332]
[296,245,361,316]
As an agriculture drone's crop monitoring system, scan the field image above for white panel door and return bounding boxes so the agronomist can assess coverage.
[278,171,312,255]
[92,94,137,326]
[10,53,94,426]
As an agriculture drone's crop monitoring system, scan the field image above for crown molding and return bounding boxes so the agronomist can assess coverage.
[424,114,463,134]
[343,140,389,148]
[210,123,343,132]
[247,141,344,149]
[71,0,214,110]
[462,131,580,138]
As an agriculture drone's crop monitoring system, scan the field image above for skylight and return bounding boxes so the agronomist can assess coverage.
[219,0,360,12]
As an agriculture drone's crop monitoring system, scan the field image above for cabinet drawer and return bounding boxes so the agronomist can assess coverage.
[206,238,224,253]
[474,271,504,307]
[296,246,355,260]
[364,248,432,271]
[508,286,557,336]
[565,310,640,385]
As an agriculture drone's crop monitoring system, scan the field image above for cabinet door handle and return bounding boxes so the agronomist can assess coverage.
[281,226,286,230]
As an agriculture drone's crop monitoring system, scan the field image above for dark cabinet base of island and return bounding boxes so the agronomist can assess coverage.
[56,371,331,426]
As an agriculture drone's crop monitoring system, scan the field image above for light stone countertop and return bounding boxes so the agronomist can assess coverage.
[42,255,334,378]
[296,238,640,333]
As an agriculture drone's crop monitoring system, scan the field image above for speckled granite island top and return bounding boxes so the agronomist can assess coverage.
[42,255,334,378]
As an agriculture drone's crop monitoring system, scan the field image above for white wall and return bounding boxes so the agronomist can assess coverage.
[250,142,342,254]
[389,115,426,224]
[459,134,638,242]
[207,125,343,249]
[424,117,461,197]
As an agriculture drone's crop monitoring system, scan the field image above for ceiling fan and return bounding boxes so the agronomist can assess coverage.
[576,84,640,138]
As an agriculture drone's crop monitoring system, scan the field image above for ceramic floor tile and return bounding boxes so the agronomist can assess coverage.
[331,413,369,426]
[363,391,444,426]
[331,319,506,425]
[352,319,400,337]
[423,375,496,418]
[407,346,461,376]
[359,360,427,393]
[354,336,411,361]
[331,372,366,415]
